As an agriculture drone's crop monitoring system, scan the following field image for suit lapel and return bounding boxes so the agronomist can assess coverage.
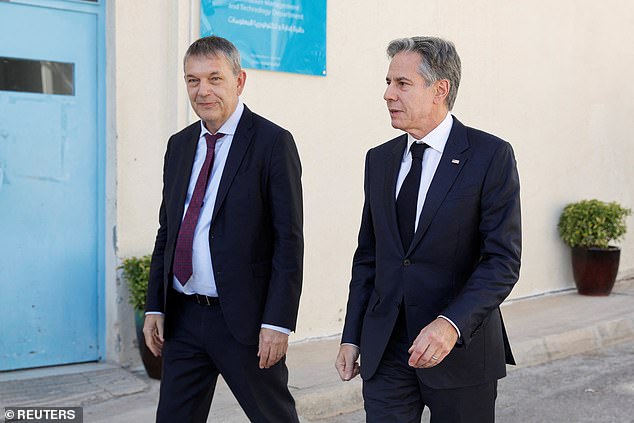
[210,105,255,224]
[385,135,408,254]
[406,117,470,255]
[173,124,201,223]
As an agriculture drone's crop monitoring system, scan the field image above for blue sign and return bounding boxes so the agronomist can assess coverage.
[201,0,327,76]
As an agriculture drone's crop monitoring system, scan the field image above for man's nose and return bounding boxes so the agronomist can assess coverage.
[384,83,395,102]
[198,79,214,96]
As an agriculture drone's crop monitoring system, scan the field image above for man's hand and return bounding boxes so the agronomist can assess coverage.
[408,318,458,368]
[143,314,165,357]
[258,328,289,369]
[335,344,360,381]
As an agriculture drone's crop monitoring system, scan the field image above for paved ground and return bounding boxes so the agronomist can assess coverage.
[498,339,634,423]
[316,339,634,423]
[0,364,147,409]
[1,278,633,422]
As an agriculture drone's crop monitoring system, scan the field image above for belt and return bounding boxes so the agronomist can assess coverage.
[177,292,220,306]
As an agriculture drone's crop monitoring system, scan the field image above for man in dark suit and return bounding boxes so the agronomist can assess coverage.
[335,36,521,422]
[143,36,303,422]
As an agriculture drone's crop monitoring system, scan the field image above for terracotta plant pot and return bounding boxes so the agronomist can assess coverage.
[135,310,162,380]
[571,246,620,296]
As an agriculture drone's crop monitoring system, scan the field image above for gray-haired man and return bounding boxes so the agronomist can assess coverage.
[336,36,521,422]
[145,36,303,422]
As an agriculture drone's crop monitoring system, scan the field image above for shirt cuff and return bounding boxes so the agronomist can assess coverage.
[261,324,291,335]
[145,311,164,316]
[341,343,360,349]
[438,315,461,339]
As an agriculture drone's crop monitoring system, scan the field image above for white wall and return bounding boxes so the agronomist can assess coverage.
[112,0,193,364]
[114,0,634,344]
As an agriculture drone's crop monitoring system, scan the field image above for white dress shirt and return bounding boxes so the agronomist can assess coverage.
[173,101,243,295]
[394,112,461,339]
[395,112,453,230]
[149,100,289,335]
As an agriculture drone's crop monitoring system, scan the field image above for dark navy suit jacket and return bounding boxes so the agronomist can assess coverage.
[147,105,303,346]
[342,117,521,389]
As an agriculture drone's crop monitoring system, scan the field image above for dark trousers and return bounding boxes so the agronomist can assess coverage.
[156,294,299,423]
[363,310,497,423]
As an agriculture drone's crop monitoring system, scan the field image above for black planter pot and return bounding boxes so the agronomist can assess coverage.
[571,246,620,296]
[135,310,162,380]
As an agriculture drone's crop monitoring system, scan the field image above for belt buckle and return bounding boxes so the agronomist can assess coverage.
[194,293,212,306]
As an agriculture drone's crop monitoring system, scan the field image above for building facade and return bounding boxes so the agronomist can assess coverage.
[1,0,632,370]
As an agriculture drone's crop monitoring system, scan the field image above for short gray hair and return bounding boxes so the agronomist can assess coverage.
[387,36,461,110]
[184,36,242,76]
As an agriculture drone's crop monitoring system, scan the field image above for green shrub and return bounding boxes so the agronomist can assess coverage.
[120,255,152,311]
[558,199,631,248]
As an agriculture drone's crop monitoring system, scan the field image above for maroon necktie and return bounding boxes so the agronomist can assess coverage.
[173,132,224,285]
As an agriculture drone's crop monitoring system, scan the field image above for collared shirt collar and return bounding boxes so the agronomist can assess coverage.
[199,98,244,137]
[404,112,453,159]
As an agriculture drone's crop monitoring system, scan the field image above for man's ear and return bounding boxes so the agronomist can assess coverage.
[434,79,450,105]
[236,70,247,96]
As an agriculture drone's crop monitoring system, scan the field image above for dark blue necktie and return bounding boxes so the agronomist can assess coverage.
[396,142,429,251]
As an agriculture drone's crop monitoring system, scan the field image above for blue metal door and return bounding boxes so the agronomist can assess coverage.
[0,2,100,370]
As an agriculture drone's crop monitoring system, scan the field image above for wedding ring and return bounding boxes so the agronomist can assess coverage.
[431,355,439,360]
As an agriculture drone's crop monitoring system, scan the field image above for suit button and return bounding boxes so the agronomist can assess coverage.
[403,259,411,266]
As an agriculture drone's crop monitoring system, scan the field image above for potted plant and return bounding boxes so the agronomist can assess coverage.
[120,254,162,379]
[558,199,631,296]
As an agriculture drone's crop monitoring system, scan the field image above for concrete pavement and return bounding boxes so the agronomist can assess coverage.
[316,338,634,422]
[1,278,633,422]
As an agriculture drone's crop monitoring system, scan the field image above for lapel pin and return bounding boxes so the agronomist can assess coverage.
[451,159,460,165]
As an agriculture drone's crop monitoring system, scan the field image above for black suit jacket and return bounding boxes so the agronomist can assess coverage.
[147,105,303,346]
[342,117,521,389]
